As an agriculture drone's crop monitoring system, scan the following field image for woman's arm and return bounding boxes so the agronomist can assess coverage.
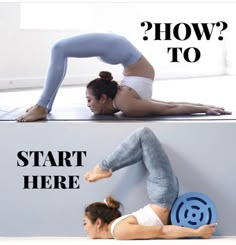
[152,99,211,107]
[160,224,216,239]
[116,96,230,116]
[114,223,216,240]
[159,103,225,115]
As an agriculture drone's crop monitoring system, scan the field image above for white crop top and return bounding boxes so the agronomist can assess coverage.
[110,205,163,238]
[121,76,153,100]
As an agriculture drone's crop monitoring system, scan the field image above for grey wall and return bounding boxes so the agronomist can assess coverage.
[0,121,235,236]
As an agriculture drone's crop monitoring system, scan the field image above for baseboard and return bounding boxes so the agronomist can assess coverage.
[0,73,123,90]
[0,76,88,90]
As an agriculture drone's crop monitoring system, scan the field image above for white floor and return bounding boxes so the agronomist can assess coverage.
[0,237,236,245]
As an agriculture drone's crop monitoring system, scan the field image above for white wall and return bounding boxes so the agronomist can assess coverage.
[0,2,236,89]
[0,3,123,89]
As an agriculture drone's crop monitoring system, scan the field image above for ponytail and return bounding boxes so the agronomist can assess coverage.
[85,196,122,224]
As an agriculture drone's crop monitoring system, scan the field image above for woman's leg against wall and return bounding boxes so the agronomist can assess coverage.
[99,127,178,207]
[84,127,146,181]
[85,127,168,180]
[100,127,175,176]
[84,127,178,207]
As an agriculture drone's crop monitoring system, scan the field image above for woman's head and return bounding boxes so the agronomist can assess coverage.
[86,71,119,114]
[83,196,122,238]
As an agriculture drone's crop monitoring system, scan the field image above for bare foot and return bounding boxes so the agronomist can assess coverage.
[26,106,33,112]
[16,105,48,122]
[84,164,112,182]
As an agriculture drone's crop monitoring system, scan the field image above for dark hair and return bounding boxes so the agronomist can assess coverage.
[86,71,119,100]
[85,196,122,224]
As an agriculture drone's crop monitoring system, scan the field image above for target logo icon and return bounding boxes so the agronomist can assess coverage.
[170,192,217,228]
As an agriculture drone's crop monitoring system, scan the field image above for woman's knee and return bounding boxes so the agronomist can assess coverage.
[136,127,162,149]
[136,127,155,138]
[51,40,66,56]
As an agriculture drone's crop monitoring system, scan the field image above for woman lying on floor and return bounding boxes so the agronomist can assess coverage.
[83,127,217,240]
[17,33,230,122]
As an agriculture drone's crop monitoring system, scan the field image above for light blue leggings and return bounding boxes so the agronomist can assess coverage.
[99,127,179,208]
[37,33,142,112]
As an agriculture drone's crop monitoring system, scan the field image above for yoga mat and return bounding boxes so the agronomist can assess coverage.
[0,105,235,121]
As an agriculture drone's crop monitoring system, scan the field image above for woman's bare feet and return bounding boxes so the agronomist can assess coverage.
[16,105,48,122]
[84,164,112,182]
[26,106,33,112]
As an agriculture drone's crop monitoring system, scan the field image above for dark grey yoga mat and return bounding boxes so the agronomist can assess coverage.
[0,105,235,121]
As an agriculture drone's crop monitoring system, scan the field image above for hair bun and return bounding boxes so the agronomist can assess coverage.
[99,71,113,81]
[105,196,120,209]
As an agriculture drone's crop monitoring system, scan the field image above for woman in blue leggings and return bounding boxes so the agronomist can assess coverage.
[83,127,216,240]
[17,33,230,122]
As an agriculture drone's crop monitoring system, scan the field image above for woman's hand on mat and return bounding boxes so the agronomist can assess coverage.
[196,223,217,238]
[205,106,231,115]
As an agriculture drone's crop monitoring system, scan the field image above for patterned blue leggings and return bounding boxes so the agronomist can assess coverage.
[100,127,179,208]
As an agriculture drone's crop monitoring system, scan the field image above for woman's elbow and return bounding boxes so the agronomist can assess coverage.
[119,105,151,117]
[113,232,132,240]
[118,105,136,116]
[114,235,128,240]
